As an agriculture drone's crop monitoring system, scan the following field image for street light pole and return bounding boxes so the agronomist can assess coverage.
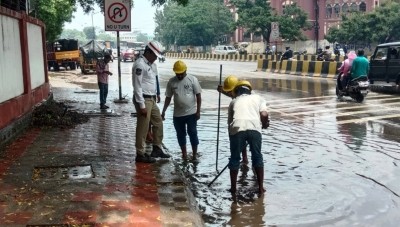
[315,0,319,54]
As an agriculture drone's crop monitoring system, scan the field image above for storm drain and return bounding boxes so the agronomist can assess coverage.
[32,165,94,180]
[83,109,121,117]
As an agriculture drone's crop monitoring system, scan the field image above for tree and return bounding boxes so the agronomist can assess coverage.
[154,0,235,50]
[83,26,97,40]
[29,0,191,42]
[31,0,75,42]
[230,0,311,44]
[136,33,149,43]
[326,2,400,44]
[60,29,88,45]
[74,0,189,13]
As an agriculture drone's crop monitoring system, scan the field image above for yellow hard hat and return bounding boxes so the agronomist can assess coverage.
[234,80,252,91]
[173,60,187,74]
[222,75,239,92]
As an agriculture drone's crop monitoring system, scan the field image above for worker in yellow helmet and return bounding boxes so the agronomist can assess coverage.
[228,80,269,195]
[162,60,202,162]
[217,75,249,164]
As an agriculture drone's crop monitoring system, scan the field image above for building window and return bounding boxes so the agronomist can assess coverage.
[359,2,366,12]
[326,4,332,18]
[342,3,349,14]
[350,3,358,12]
[334,4,340,17]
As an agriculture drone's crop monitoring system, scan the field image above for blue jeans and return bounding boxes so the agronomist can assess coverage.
[173,114,199,147]
[98,82,108,105]
[229,130,263,171]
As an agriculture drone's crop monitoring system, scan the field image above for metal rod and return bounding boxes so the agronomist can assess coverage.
[208,163,229,187]
[117,31,122,100]
[216,64,222,172]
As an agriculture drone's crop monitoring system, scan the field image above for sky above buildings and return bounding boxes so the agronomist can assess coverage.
[63,1,159,35]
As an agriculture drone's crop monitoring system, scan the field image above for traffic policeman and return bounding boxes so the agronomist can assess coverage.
[132,41,170,163]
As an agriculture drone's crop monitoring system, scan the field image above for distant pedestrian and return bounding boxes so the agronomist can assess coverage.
[96,54,113,110]
[161,60,202,161]
[132,41,171,163]
[227,80,269,195]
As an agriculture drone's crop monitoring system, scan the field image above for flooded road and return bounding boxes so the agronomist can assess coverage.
[78,59,400,226]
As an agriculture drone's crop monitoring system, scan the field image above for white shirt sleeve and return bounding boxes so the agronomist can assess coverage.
[132,62,145,109]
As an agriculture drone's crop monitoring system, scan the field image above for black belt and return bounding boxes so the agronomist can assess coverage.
[143,94,156,99]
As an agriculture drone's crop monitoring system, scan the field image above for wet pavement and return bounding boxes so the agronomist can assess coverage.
[2,59,400,226]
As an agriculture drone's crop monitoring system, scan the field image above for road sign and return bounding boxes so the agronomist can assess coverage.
[105,0,131,31]
[270,22,280,42]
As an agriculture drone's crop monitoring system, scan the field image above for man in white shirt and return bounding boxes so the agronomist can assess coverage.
[228,80,269,195]
[132,41,171,163]
[161,60,202,161]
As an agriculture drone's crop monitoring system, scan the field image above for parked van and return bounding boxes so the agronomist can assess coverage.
[369,42,400,86]
[214,45,237,55]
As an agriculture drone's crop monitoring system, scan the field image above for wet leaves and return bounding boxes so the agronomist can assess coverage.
[31,100,89,129]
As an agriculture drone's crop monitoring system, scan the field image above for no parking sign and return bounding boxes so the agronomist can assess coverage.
[105,0,131,31]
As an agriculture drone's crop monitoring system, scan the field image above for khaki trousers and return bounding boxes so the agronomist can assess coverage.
[134,98,163,155]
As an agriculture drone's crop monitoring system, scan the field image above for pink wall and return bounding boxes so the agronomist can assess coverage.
[0,6,50,130]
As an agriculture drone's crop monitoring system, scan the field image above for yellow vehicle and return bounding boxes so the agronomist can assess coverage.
[47,39,79,71]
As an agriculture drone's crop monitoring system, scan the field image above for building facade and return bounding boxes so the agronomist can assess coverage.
[226,0,380,44]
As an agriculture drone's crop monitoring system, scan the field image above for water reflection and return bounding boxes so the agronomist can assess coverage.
[227,196,266,226]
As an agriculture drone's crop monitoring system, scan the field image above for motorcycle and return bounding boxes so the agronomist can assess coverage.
[336,72,370,103]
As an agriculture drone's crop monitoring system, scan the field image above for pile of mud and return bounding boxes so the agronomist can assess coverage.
[31,100,89,128]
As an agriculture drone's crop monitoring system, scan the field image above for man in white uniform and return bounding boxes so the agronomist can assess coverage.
[132,41,170,163]
[161,60,202,161]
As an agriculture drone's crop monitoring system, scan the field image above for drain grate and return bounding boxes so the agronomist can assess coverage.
[32,165,94,180]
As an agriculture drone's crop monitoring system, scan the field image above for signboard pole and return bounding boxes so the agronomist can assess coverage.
[117,31,122,100]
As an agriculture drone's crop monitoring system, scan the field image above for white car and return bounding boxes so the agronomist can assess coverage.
[214,45,237,55]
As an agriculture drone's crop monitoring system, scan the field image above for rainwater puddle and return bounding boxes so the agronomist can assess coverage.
[163,84,400,226]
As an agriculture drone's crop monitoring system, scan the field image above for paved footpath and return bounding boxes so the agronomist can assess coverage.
[0,74,204,226]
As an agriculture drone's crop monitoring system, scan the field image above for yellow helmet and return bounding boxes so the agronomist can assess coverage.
[234,80,252,93]
[222,75,239,92]
[173,60,187,74]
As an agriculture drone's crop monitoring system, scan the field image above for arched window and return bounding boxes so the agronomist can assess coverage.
[350,3,358,12]
[326,4,332,18]
[359,2,367,12]
[282,0,293,9]
[334,4,340,17]
[342,3,349,14]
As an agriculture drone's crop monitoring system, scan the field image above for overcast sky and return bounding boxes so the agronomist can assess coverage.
[63,1,160,35]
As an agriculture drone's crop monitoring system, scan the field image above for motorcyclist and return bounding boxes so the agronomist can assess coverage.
[321,45,332,61]
[349,49,369,82]
[281,46,293,61]
[338,51,357,90]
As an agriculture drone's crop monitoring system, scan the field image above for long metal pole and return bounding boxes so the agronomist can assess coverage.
[208,163,228,187]
[117,31,122,100]
[216,64,222,172]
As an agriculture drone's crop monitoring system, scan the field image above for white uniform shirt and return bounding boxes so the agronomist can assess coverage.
[165,74,202,117]
[228,93,268,135]
[132,56,158,109]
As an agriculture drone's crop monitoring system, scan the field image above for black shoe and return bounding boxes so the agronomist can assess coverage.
[151,145,171,158]
[135,153,156,163]
[100,105,107,110]
[104,104,110,109]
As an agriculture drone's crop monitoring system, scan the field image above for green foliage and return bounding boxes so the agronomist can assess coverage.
[136,32,149,43]
[154,0,235,48]
[326,2,400,44]
[32,0,75,42]
[83,26,97,40]
[60,29,87,45]
[230,0,311,43]
[279,4,311,41]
